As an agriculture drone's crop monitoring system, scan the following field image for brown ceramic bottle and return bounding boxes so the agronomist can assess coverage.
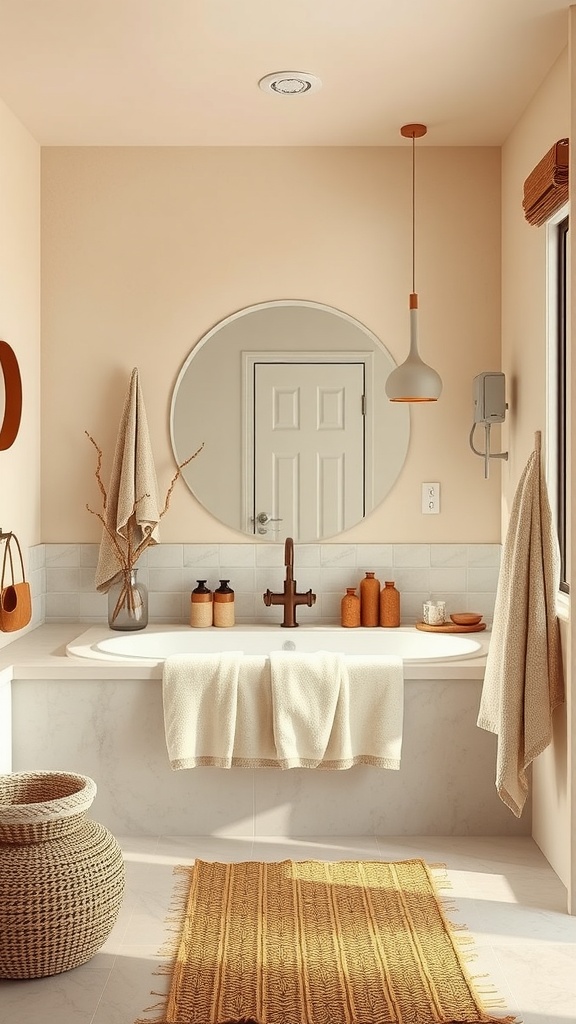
[213,580,235,627]
[341,588,361,627]
[360,572,380,627]
[380,581,401,627]
[190,580,213,628]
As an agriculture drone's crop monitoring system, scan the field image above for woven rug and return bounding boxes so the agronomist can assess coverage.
[138,858,516,1024]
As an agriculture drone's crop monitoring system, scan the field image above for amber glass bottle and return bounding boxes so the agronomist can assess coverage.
[380,581,401,627]
[341,588,361,627]
[360,572,380,627]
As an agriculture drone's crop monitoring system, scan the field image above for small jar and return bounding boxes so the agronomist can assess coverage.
[190,580,213,628]
[360,572,380,627]
[380,581,400,628]
[423,600,446,626]
[213,580,235,628]
[341,588,361,628]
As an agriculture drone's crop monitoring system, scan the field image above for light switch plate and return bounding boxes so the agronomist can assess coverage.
[422,482,440,514]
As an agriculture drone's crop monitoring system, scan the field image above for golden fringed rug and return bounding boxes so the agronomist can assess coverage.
[137,858,516,1024]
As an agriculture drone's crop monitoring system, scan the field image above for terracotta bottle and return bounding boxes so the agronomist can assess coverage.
[380,581,401,627]
[190,580,213,628]
[213,580,235,628]
[341,587,361,628]
[360,572,380,627]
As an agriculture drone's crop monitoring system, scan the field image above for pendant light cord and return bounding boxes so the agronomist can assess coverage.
[411,132,416,294]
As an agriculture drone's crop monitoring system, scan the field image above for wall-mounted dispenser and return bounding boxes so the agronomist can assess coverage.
[469,372,508,479]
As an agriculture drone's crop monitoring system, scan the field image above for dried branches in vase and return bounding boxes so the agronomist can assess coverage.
[85,431,203,625]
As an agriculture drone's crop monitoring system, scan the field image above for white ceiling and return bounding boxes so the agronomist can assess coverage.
[0,0,570,147]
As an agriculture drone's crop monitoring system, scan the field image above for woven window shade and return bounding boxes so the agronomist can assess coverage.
[523,139,569,226]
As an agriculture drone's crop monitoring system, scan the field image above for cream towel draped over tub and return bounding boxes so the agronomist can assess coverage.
[95,368,161,592]
[477,431,564,817]
[162,650,404,771]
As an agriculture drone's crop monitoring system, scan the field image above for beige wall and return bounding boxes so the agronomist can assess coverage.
[501,48,570,887]
[569,10,576,917]
[0,98,41,652]
[41,146,501,544]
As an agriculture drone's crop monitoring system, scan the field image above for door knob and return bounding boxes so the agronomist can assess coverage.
[254,512,283,525]
[252,511,283,534]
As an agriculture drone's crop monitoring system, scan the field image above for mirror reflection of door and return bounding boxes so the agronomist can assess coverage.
[250,361,366,541]
[171,301,410,541]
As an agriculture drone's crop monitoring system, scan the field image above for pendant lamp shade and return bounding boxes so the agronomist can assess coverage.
[385,125,442,403]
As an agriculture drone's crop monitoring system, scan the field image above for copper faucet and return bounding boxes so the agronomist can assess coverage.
[263,537,316,627]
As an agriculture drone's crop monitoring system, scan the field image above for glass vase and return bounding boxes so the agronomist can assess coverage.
[107,569,148,631]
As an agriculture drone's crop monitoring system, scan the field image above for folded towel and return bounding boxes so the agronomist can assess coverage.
[270,651,404,769]
[163,650,404,772]
[323,655,404,770]
[270,651,343,768]
[477,432,565,817]
[163,652,243,769]
[95,368,161,592]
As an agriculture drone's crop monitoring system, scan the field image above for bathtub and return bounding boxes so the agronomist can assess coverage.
[66,623,487,664]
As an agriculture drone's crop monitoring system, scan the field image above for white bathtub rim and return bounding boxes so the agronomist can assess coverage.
[66,623,490,666]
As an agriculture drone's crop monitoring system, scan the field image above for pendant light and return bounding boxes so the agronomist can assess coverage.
[385,124,442,403]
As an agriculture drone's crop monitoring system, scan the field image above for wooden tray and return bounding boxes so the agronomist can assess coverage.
[415,621,486,633]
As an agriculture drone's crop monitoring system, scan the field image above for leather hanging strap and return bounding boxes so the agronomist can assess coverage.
[1,533,27,588]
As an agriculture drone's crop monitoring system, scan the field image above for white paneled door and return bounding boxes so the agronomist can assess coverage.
[253,362,365,541]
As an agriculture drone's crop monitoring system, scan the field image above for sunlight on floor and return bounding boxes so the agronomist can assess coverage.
[0,835,574,1024]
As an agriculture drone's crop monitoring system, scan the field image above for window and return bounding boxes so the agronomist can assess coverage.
[547,210,569,595]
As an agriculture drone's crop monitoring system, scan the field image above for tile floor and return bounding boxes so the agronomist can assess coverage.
[1,835,575,1024]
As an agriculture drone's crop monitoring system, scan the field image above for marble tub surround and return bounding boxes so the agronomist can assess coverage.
[3,624,524,841]
[39,541,501,626]
[10,664,528,838]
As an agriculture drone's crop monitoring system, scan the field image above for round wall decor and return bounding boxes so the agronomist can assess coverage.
[0,340,22,451]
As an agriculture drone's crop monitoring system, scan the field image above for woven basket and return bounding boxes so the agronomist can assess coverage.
[0,771,125,979]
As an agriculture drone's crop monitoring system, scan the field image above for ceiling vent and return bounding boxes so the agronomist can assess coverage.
[258,72,322,96]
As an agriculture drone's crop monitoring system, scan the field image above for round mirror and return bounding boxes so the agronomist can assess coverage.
[0,340,22,451]
[170,300,410,542]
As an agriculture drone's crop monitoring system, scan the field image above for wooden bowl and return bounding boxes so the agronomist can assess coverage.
[450,612,483,626]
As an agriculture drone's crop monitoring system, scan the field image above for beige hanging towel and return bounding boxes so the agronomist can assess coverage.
[477,431,564,817]
[95,368,161,592]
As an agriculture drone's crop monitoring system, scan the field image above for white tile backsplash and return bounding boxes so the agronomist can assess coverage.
[28,544,45,572]
[321,544,357,567]
[183,543,219,568]
[430,544,468,567]
[219,544,256,567]
[393,544,430,567]
[354,544,393,567]
[429,567,467,594]
[46,566,81,592]
[466,543,501,567]
[148,567,184,592]
[45,543,80,567]
[467,566,501,592]
[38,541,501,624]
[146,543,184,567]
[80,543,98,567]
